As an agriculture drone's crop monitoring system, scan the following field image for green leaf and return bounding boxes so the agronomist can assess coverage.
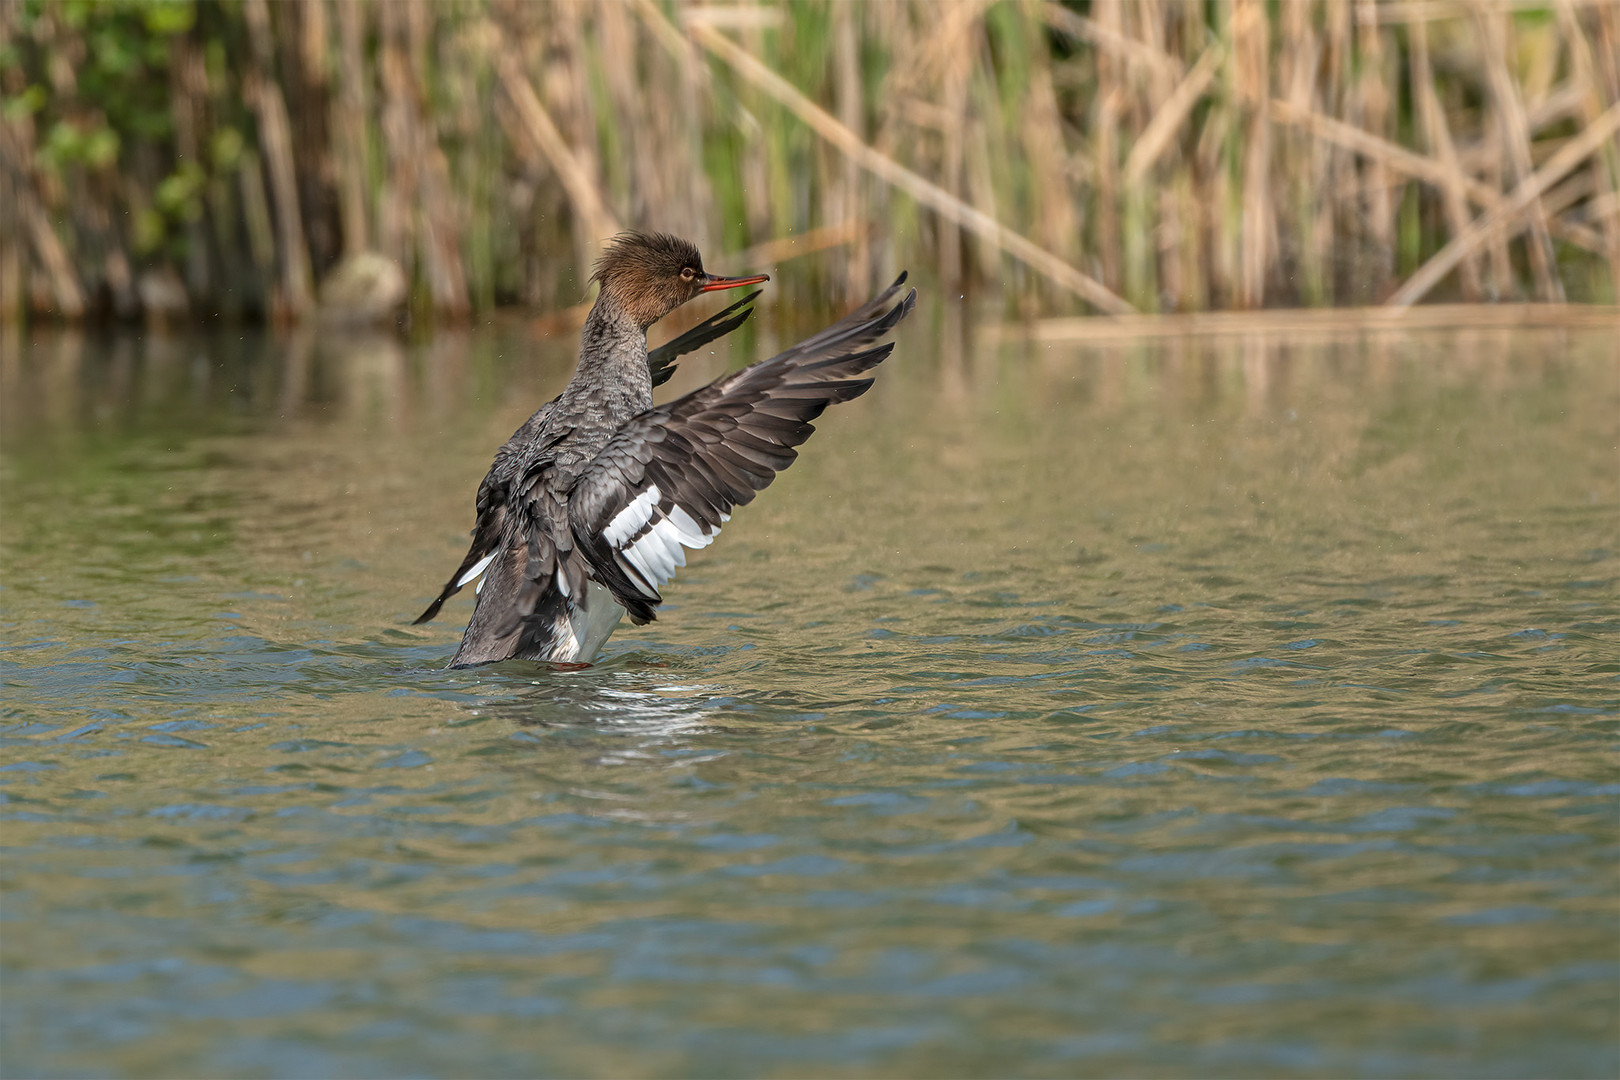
[84,126,120,169]
[142,0,195,35]
[2,85,47,122]
[212,127,243,171]
[156,161,205,221]
[134,207,166,254]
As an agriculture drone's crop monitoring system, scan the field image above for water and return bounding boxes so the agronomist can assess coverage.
[2,309,1616,1078]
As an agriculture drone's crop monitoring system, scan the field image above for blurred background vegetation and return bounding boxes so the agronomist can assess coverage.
[1,0,1617,326]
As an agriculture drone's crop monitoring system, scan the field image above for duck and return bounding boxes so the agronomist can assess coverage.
[414,231,916,667]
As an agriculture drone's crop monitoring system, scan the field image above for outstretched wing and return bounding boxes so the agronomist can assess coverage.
[568,274,916,623]
[415,292,759,624]
[647,289,761,388]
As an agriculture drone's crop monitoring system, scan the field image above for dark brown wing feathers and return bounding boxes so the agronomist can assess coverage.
[647,289,760,387]
[569,274,916,622]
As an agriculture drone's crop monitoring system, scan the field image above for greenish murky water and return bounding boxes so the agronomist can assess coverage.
[2,308,1616,1078]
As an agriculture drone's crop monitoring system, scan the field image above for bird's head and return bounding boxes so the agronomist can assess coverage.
[591,232,769,328]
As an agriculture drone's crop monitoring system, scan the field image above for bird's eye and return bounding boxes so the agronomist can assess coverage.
[680,267,696,280]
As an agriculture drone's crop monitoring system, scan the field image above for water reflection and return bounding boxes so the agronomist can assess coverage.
[4,309,1609,447]
[467,666,719,740]
[2,310,1616,1078]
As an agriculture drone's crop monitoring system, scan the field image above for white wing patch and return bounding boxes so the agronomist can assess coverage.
[609,494,731,597]
[664,505,716,548]
[604,484,661,546]
[457,552,495,588]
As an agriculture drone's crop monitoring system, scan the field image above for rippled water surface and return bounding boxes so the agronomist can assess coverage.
[2,310,1617,1078]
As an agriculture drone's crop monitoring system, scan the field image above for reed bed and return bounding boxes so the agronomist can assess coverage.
[2,0,1617,325]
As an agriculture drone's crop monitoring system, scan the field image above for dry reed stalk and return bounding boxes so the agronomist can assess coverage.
[492,37,621,250]
[1388,100,1620,307]
[1091,0,1124,293]
[961,7,1006,286]
[1543,169,1599,220]
[878,0,996,107]
[1440,81,1587,176]
[1278,0,1326,304]
[1021,2,1078,278]
[1135,0,1172,81]
[237,148,279,286]
[414,133,472,318]
[626,0,728,245]
[1524,82,1591,132]
[97,190,135,318]
[1473,124,1515,294]
[597,4,655,226]
[1319,0,1351,302]
[626,0,718,240]
[16,183,86,318]
[1174,1,1211,310]
[1235,0,1272,308]
[1473,1,1565,301]
[1594,4,1620,105]
[1410,17,1484,299]
[728,221,867,267]
[937,5,973,290]
[1116,1,1161,309]
[965,97,1003,284]
[445,17,495,312]
[289,0,339,277]
[691,18,1133,314]
[1556,0,1620,293]
[10,0,1619,321]
[333,0,371,257]
[630,0,700,73]
[0,5,20,323]
[1122,44,1223,186]
[1380,1,1620,24]
[201,18,259,315]
[1076,3,1611,303]
[1265,97,1604,255]
[244,71,314,317]
[1156,178,1184,311]
[1355,0,1395,297]
[1040,1,1179,81]
[0,191,19,325]
[830,1,869,299]
[734,0,777,248]
[1592,1,1620,292]
[1195,96,1235,309]
[244,0,314,317]
[1028,301,1620,341]
[375,19,413,270]
[167,31,209,298]
[546,3,616,266]
[677,15,719,245]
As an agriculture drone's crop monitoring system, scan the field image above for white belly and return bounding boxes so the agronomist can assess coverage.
[554,581,625,663]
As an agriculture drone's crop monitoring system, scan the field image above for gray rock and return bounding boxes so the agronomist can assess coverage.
[318,253,407,324]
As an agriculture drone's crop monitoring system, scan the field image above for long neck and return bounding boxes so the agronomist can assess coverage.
[560,288,654,415]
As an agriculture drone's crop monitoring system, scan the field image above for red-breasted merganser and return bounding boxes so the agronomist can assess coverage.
[415,232,915,667]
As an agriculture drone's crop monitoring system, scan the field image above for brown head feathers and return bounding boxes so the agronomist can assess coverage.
[590,232,706,327]
[590,232,767,328]
[591,232,706,288]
